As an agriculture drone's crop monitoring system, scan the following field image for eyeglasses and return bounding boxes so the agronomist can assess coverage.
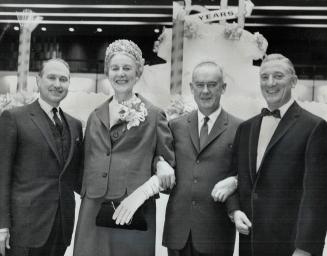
[194,82,219,90]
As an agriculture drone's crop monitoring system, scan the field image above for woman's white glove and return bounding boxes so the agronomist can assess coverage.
[112,175,160,225]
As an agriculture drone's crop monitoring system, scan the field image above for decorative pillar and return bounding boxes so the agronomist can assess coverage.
[170,3,185,95]
[219,0,228,25]
[16,9,42,92]
[238,0,246,29]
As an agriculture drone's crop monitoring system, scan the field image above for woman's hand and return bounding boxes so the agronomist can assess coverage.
[112,176,160,225]
[112,188,147,225]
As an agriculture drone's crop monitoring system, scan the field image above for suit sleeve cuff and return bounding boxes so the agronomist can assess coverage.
[225,193,240,214]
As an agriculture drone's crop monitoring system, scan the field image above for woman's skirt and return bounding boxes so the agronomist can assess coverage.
[73,196,156,256]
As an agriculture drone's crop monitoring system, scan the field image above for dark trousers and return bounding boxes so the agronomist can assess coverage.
[7,209,67,256]
[168,232,217,256]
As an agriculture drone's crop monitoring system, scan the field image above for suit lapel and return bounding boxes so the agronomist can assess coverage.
[248,115,262,183]
[95,98,111,131]
[188,111,200,153]
[259,103,301,171]
[255,102,301,180]
[29,100,61,165]
[200,109,228,152]
[60,112,75,173]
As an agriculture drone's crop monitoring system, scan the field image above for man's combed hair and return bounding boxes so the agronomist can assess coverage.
[39,58,70,77]
[261,53,296,75]
[192,61,225,82]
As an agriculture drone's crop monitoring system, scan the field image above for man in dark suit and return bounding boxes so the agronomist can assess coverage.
[0,58,83,256]
[163,61,240,256]
[231,54,327,256]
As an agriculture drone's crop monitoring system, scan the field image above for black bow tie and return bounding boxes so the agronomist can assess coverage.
[261,108,281,119]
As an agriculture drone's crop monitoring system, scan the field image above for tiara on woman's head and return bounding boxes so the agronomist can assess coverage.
[105,39,143,63]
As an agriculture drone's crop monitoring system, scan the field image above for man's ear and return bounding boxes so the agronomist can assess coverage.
[189,82,195,95]
[36,75,41,89]
[221,83,227,94]
[291,75,298,89]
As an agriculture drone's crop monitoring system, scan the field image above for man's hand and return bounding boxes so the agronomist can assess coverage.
[211,176,238,202]
[292,248,311,256]
[156,156,176,190]
[0,229,10,256]
[233,210,252,235]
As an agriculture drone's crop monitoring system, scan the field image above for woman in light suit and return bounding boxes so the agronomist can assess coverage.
[73,39,175,256]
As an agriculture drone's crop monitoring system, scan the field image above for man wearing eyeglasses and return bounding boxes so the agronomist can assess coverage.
[163,61,240,256]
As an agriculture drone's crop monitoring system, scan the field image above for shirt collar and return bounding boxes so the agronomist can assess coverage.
[265,98,294,119]
[279,99,294,118]
[198,105,222,124]
[38,97,59,115]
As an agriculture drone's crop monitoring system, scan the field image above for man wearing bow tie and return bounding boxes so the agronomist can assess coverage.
[163,61,240,256]
[0,59,83,256]
[231,54,327,256]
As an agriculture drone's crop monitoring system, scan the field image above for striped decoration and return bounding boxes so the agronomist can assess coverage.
[170,18,184,95]
[16,9,42,92]
[220,0,228,25]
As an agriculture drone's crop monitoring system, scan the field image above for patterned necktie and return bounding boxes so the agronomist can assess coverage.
[199,116,210,149]
[261,108,281,119]
[52,108,63,134]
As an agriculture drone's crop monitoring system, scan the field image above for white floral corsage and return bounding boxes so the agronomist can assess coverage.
[118,95,148,130]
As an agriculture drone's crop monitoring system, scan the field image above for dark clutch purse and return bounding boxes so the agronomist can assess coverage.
[96,200,147,231]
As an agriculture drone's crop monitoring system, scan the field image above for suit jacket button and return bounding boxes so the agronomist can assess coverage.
[106,152,110,156]
[193,179,198,184]
[253,193,258,200]
[192,200,196,206]
[102,172,108,178]
[196,160,200,164]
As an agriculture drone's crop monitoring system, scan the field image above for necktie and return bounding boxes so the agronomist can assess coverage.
[261,108,281,119]
[199,116,209,149]
[52,108,63,134]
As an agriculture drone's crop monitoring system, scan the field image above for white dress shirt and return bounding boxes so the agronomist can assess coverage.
[38,98,61,124]
[197,106,222,136]
[256,99,294,171]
